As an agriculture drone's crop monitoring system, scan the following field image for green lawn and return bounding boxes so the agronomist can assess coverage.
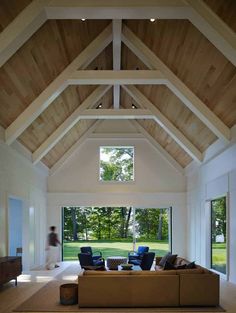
[63,240,169,260]
[212,243,226,274]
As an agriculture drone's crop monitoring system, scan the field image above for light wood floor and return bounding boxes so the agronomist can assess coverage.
[0,261,236,313]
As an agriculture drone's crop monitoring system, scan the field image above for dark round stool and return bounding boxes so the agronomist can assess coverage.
[60,283,78,305]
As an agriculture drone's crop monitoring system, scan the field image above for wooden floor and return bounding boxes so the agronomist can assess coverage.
[0,261,236,313]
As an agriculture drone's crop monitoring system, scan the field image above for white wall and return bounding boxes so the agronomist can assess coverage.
[186,141,236,283]
[48,134,187,257]
[0,142,48,270]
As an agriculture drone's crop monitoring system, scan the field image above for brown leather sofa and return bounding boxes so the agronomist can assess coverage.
[77,257,219,308]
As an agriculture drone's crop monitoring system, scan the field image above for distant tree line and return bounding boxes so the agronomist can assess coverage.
[63,207,169,242]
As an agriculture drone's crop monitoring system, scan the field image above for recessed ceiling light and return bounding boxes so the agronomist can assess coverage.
[150,18,156,22]
[81,18,86,22]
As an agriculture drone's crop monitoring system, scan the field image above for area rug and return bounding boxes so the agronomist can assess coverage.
[14,265,225,313]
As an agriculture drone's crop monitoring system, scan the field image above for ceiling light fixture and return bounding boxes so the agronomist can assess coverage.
[81,18,86,22]
[132,104,137,109]
[96,103,102,109]
[150,18,156,22]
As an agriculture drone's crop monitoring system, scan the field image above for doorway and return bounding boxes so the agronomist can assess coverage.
[8,197,23,257]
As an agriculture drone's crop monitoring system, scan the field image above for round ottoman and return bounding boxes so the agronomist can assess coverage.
[106,256,127,270]
[60,283,78,305]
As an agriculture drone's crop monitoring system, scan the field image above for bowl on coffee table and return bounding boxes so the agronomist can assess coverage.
[120,263,133,270]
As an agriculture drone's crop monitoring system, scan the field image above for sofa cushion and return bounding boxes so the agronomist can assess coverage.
[175,264,187,270]
[174,257,189,266]
[159,253,177,267]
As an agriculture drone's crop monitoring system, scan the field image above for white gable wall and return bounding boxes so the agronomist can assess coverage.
[0,142,48,270]
[47,136,187,257]
[186,138,236,283]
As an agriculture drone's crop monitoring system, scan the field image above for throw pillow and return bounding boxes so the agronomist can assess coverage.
[186,261,196,269]
[163,261,175,270]
[168,254,178,264]
[175,264,187,270]
[159,252,171,267]
[159,253,178,267]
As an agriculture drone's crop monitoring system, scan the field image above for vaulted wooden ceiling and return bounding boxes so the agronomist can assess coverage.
[0,0,235,175]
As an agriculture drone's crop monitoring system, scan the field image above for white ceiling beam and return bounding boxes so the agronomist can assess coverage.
[49,120,102,176]
[0,0,49,68]
[78,109,154,119]
[68,70,166,85]
[123,85,203,163]
[130,120,184,175]
[45,0,188,19]
[32,85,111,164]
[187,0,236,66]
[89,133,144,139]
[122,24,231,142]
[5,23,112,145]
[113,19,122,109]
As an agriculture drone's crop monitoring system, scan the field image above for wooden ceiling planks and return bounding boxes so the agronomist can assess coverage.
[137,119,193,168]
[124,20,236,128]
[42,119,97,168]
[136,85,217,153]
[18,85,97,152]
[0,5,235,170]
[204,0,236,33]
[0,0,32,33]
[121,43,148,70]
[0,19,110,128]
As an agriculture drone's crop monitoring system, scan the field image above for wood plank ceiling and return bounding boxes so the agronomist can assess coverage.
[0,1,235,172]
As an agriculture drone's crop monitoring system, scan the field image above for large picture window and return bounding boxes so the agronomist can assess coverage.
[99,146,134,181]
[62,207,172,260]
[211,196,227,274]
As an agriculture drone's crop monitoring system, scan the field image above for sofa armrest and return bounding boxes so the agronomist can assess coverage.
[179,273,219,306]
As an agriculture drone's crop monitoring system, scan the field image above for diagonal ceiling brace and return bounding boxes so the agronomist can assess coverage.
[122,24,231,143]
[32,85,112,164]
[123,85,203,163]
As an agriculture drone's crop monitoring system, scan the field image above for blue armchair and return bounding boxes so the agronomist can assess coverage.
[78,253,105,269]
[80,246,102,261]
[130,252,155,270]
[128,246,149,263]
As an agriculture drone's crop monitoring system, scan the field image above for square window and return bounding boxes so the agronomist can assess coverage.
[99,146,134,182]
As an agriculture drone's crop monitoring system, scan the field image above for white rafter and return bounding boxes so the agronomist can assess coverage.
[49,120,102,176]
[5,23,112,145]
[0,0,49,68]
[68,70,166,85]
[1,0,235,68]
[122,24,231,142]
[32,85,111,164]
[123,85,203,163]
[113,20,122,109]
[187,0,236,66]
[130,120,184,175]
